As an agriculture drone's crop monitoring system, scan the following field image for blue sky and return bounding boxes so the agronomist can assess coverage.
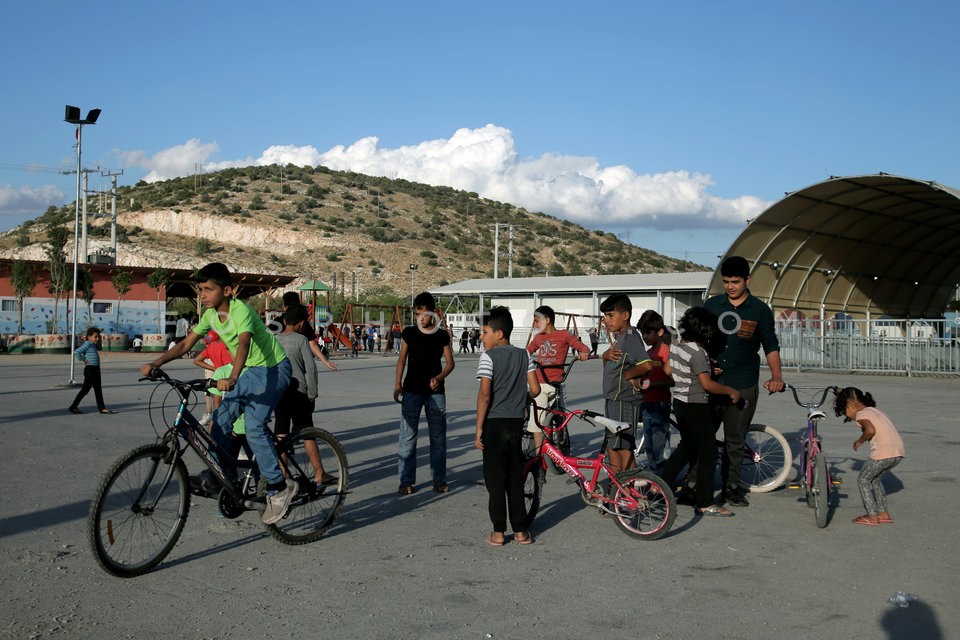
[2,1,957,264]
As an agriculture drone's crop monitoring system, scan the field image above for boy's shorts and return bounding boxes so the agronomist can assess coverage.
[274,388,315,436]
[602,399,639,451]
[525,383,557,434]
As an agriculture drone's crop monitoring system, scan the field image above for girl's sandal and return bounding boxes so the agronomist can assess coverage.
[852,515,880,526]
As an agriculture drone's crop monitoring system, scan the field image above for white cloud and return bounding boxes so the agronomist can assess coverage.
[314,125,769,229]
[117,139,222,183]
[115,125,770,230]
[0,184,65,222]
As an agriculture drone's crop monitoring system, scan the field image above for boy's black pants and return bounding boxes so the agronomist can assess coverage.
[481,417,528,533]
[71,365,105,411]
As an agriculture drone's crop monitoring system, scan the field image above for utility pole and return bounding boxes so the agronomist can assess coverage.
[508,225,514,278]
[490,223,520,279]
[102,170,124,264]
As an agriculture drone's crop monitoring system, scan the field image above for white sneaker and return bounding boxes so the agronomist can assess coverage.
[262,479,298,524]
[198,413,211,427]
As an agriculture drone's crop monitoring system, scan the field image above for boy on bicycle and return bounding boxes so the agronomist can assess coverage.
[139,262,297,525]
[525,305,590,452]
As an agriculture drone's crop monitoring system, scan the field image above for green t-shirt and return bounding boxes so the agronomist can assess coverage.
[193,298,287,368]
[211,364,245,435]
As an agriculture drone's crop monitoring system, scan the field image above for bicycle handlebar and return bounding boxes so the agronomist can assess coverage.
[783,384,838,409]
[534,354,596,385]
[140,368,215,392]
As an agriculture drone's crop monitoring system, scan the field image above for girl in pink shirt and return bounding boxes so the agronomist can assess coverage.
[834,387,905,526]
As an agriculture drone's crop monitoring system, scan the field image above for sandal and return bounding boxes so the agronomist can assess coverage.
[100,409,115,414]
[483,534,505,547]
[433,481,449,494]
[852,514,880,526]
[697,505,735,518]
[315,475,338,487]
[398,484,415,495]
[514,532,533,545]
[877,512,893,523]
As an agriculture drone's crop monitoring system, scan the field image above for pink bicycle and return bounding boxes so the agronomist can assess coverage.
[522,403,677,540]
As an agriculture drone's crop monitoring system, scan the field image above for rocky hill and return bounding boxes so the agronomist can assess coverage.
[1,165,704,293]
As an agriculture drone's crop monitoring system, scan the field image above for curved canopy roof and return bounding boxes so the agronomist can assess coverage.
[708,174,960,318]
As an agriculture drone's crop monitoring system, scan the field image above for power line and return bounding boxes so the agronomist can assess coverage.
[0,161,74,175]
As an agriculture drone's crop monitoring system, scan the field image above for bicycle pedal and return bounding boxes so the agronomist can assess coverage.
[831,479,842,486]
[787,483,801,490]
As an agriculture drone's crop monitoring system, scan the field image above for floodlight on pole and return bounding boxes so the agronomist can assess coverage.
[64,104,101,385]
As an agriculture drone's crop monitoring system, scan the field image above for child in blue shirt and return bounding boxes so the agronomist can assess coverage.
[69,326,113,414]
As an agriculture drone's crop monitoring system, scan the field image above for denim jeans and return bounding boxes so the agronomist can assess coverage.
[212,359,292,487]
[641,401,671,469]
[398,392,447,486]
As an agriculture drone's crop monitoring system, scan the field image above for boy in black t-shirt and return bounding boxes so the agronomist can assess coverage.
[393,292,456,495]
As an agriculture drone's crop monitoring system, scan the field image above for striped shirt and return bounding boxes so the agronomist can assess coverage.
[669,341,710,404]
[74,340,101,367]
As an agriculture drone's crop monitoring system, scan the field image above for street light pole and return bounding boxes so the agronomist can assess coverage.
[64,105,101,385]
[409,264,418,309]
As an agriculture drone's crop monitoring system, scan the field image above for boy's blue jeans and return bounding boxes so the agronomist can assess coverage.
[641,401,671,469]
[398,392,447,486]
[212,360,292,487]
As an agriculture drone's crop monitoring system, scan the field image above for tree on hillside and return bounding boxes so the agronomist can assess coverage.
[44,224,70,333]
[147,267,171,333]
[11,260,38,334]
[111,271,132,334]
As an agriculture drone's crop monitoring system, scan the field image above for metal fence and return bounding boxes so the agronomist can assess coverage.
[775,318,960,375]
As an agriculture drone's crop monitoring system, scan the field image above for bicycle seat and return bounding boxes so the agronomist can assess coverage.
[593,415,631,433]
[808,409,828,422]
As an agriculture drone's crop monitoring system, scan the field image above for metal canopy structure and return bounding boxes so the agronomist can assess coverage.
[708,174,960,318]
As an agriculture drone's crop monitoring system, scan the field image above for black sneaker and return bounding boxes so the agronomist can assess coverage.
[725,490,750,507]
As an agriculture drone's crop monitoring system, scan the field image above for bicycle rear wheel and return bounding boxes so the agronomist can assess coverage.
[88,443,190,577]
[739,424,792,493]
[521,459,543,530]
[812,453,829,528]
[267,427,349,545]
[608,470,676,540]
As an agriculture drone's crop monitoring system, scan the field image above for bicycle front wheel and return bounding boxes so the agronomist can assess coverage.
[521,459,543,530]
[267,428,349,545]
[608,470,676,540]
[739,424,792,493]
[812,453,829,528]
[88,443,190,577]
